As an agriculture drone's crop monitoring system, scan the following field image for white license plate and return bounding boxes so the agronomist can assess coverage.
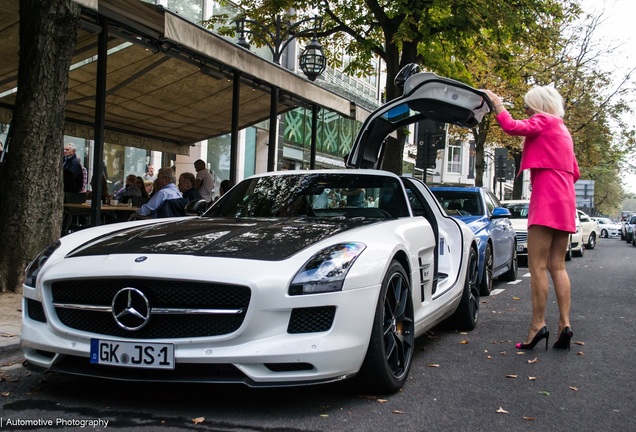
[90,339,175,369]
[517,245,525,252]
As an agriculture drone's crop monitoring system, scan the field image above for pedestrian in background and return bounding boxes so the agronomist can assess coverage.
[62,143,84,193]
[194,159,214,202]
[484,86,579,351]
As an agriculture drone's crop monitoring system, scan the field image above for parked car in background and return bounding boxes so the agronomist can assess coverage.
[501,200,529,265]
[571,211,585,258]
[577,210,599,249]
[591,217,621,238]
[620,212,633,240]
[431,186,517,296]
[624,214,636,243]
[20,70,489,394]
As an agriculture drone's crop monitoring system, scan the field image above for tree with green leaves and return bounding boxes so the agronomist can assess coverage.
[223,0,570,175]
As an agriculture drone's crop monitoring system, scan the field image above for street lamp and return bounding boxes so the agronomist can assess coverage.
[235,15,326,171]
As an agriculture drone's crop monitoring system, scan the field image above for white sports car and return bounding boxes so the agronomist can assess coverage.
[21,69,490,393]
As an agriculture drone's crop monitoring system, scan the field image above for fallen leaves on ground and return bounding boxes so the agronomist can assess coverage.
[496,407,509,414]
[569,386,578,391]
[191,417,205,425]
[528,376,537,380]
[512,296,521,300]
[1,392,9,397]
[574,341,585,346]
[427,363,440,368]
[523,416,535,421]
[377,399,388,403]
[506,374,518,378]
[577,352,585,356]
[527,357,538,364]
[459,340,469,344]
[539,391,551,397]
[392,410,405,414]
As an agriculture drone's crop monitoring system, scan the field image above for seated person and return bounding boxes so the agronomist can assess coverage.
[135,167,182,218]
[135,176,150,199]
[114,174,142,204]
[178,172,202,203]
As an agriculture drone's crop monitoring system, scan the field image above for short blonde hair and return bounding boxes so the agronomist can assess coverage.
[524,86,565,117]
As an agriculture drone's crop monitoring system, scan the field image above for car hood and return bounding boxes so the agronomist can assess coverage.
[453,215,488,234]
[348,71,490,169]
[508,219,529,231]
[66,217,380,261]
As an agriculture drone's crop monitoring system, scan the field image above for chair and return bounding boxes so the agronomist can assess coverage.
[156,198,188,218]
[132,196,150,207]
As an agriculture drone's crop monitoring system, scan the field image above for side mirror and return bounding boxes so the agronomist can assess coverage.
[491,207,511,219]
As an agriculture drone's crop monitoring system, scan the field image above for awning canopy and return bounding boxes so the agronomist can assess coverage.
[0,0,368,155]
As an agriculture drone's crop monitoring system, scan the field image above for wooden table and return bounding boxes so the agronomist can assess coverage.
[63,203,139,233]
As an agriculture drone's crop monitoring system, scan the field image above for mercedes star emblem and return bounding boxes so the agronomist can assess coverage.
[111,287,151,331]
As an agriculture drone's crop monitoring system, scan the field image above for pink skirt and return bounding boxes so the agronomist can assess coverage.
[528,168,577,233]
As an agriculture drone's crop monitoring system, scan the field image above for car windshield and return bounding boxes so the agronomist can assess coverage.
[431,191,482,216]
[502,202,529,219]
[205,173,410,219]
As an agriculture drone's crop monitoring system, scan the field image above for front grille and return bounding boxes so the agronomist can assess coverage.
[27,299,46,323]
[514,230,528,243]
[287,306,336,334]
[50,279,250,339]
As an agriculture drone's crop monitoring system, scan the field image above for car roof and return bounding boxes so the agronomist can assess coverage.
[429,186,481,193]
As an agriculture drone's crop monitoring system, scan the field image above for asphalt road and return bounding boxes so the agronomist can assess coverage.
[1,238,634,432]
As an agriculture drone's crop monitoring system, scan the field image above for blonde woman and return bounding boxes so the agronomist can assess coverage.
[485,86,579,351]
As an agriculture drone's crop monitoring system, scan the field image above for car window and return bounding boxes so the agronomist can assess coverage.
[483,192,497,215]
[502,202,529,219]
[207,173,410,219]
[431,191,482,216]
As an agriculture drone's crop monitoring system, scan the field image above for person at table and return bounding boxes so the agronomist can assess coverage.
[62,143,84,193]
[178,172,202,203]
[114,174,142,204]
[135,176,150,199]
[135,167,182,218]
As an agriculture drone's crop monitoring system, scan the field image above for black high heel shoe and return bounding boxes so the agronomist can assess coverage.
[552,326,573,350]
[516,326,549,351]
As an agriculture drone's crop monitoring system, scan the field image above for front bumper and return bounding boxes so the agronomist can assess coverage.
[20,258,382,386]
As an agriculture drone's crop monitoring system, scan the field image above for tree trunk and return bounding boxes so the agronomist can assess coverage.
[0,0,80,292]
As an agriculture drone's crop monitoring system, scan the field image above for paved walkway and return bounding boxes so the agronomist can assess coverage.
[0,293,22,354]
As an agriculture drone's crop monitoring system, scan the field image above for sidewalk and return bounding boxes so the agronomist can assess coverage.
[0,292,22,354]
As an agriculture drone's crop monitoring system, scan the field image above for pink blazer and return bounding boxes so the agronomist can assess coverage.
[495,111,580,181]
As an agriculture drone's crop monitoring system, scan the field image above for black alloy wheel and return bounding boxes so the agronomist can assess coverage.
[447,246,479,330]
[357,260,414,393]
[479,243,493,296]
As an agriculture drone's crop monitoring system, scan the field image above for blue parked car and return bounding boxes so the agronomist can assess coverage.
[430,186,518,295]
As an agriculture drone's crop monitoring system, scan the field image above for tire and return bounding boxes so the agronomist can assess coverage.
[478,243,493,296]
[601,229,608,238]
[356,260,414,393]
[500,243,518,282]
[447,247,479,330]
[586,232,596,249]
[573,244,584,258]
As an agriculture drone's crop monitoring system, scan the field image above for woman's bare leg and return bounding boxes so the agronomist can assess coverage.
[525,225,553,343]
[547,230,571,333]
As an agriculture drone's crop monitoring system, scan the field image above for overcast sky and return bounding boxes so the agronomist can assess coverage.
[579,0,636,194]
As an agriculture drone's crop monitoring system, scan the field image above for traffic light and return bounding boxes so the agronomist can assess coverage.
[505,161,516,180]
[415,119,446,169]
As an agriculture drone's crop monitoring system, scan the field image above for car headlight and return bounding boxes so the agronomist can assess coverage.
[289,242,366,295]
[24,241,61,288]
